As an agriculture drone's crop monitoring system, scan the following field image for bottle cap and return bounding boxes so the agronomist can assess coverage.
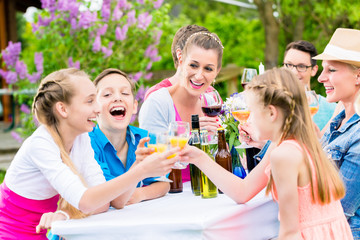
[191,130,199,133]
[217,127,225,131]
[191,114,199,121]
[191,114,200,129]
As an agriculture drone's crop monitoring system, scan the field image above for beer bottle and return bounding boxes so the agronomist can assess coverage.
[215,127,232,193]
[199,130,218,199]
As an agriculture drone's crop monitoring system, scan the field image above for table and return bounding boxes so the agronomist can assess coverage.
[52,182,279,240]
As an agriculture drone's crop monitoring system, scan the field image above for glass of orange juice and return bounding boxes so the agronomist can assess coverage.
[306,90,319,117]
[148,131,172,182]
[168,121,190,169]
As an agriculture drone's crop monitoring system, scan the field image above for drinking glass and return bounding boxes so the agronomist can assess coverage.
[200,89,222,117]
[148,132,172,182]
[200,89,222,145]
[306,90,319,117]
[231,92,249,125]
[241,68,257,89]
[230,93,252,149]
[168,121,190,169]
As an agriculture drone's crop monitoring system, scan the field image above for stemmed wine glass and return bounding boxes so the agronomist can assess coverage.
[200,89,222,117]
[241,68,257,89]
[148,131,172,182]
[305,90,319,117]
[200,89,222,145]
[168,121,190,169]
[230,92,252,148]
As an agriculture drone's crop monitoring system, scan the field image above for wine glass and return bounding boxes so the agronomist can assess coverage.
[241,68,257,89]
[230,92,252,149]
[200,89,222,145]
[168,121,190,169]
[231,92,249,125]
[148,131,172,182]
[200,89,222,117]
[306,90,319,117]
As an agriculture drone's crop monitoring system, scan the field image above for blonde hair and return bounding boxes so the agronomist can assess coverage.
[32,68,89,219]
[246,68,345,204]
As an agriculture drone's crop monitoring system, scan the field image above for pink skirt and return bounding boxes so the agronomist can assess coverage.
[0,182,59,240]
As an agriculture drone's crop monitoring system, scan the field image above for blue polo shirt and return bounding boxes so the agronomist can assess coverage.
[89,125,157,187]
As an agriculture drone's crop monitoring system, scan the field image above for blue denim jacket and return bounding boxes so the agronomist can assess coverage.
[321,110,360,239]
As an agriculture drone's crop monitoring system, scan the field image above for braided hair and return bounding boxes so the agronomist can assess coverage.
[246,68,345,204]
[33,68,89,218]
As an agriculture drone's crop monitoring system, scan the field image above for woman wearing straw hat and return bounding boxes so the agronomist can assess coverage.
[314,28,360,238]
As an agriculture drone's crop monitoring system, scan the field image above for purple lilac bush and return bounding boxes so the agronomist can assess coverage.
[0,0,168,141]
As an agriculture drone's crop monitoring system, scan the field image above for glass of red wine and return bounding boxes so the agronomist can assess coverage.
[200,89,222,146]
[200,89,222,117]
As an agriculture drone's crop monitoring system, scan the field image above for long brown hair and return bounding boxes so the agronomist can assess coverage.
[246,68,345,204]
[32,68,89,218]
[171,25,209,68]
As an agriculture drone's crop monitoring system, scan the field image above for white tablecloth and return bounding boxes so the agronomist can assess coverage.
[52,182,279,240]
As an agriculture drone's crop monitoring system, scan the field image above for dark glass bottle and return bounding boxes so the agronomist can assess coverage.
[189,129,201,196]
[191,114,200,130]
[215,127,232,193]
[189,115,201,196]
[188,114,200,145]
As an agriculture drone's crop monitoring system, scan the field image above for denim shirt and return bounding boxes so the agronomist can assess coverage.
[321,110,360,238]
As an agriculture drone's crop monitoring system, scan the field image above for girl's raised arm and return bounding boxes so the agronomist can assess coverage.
[180,143,274,204]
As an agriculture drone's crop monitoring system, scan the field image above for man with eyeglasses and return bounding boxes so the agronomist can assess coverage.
[283,40,337,131]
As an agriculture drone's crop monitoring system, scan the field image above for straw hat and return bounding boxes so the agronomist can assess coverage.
[313,28,360,67]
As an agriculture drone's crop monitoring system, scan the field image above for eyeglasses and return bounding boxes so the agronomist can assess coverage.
[283,63,312,72]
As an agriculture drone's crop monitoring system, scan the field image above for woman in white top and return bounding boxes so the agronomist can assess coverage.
[0,68,178,239]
